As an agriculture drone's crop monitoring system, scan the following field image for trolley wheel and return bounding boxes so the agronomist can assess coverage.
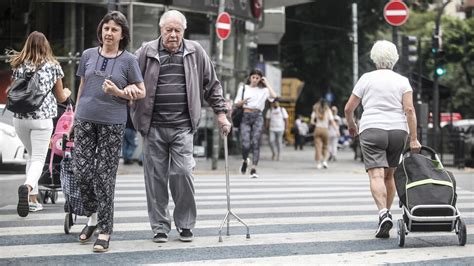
[456,218,467,246]
[51,191,58,204]
[64,213,72,234]
[397,219,406,247]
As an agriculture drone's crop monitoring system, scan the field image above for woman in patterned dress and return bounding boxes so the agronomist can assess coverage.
[10,31,71,217]
[73,11,145,252]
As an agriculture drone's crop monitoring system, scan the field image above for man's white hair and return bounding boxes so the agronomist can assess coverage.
[370,40,399,69]
[159,10,187,30]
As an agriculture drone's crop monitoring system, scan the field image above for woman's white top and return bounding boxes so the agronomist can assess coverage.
[234,84,271,112]
[265,107,288,131]
[310,109,334,129]
[352,69,413,133]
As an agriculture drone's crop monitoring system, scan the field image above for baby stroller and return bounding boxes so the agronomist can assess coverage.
[37,100,74,204]
[60,134,85,234]
[394,145,467,247]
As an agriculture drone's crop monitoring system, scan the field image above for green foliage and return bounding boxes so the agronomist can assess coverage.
[281,1,474,118]
[281,0,386,116]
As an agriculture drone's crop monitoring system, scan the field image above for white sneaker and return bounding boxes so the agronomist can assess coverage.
[29,202,43,212]
[322,161,328,169]
[316,163,322,169]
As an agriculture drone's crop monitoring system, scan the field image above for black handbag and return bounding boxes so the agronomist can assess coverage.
[6,62,52,113]
[231,84,245,128]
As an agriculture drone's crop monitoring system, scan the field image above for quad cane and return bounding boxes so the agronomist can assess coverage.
[218,135,250,242]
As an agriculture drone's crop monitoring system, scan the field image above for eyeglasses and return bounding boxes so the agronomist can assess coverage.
[94,70,112,79]
[93,47,118,80]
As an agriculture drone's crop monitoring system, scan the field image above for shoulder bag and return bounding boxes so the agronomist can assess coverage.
[231,84,245,128]
[6,62,52,113]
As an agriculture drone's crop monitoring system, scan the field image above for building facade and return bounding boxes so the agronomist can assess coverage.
[0,0,267,104]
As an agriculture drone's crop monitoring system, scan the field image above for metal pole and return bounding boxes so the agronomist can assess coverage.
[392,26,399,72]
[352,2,358,87]
[211,0,226,170]
[217,136,250,242]
[432,0,451,152]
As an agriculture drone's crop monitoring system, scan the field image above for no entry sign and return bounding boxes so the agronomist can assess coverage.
[216,12,231,40]
[384,1,409,26]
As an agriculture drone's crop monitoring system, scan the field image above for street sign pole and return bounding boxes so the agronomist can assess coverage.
[212,11,232,170]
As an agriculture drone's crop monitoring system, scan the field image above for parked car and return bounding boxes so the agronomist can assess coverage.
[443,119,474,167]
[0,104,27,167]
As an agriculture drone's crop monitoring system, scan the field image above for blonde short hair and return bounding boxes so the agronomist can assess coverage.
[370,40,399,70]
[159,10,187,30]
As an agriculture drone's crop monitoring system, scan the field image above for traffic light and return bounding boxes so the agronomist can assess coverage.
[431,31,442,54]
[401,35,418,65]
[434,50,446,77]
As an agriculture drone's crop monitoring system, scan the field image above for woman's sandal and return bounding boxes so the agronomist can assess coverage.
[93,237,110,253]
[78,225,97,243]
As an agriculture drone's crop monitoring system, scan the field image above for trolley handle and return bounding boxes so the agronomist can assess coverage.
[401,145,441,162]
[402,145,438,156]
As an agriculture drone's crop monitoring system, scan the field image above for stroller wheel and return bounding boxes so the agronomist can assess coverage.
[397,219,406,247]
[64,213,73,234]
[456,218,467,246]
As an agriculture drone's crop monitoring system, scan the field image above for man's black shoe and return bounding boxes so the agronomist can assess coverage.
[179,229,194,242]
[153,233,168,243]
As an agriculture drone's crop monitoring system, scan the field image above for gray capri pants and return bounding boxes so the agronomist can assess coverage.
[359,128,408,170]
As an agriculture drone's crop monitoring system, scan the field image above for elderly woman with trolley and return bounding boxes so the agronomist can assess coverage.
[344,40,421,239]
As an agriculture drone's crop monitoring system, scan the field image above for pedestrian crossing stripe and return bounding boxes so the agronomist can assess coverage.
[0,227,472,259]
[1,166,472,263]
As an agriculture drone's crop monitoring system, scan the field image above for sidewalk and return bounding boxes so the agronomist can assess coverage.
[117,141,469,177]
[117,143,368,177]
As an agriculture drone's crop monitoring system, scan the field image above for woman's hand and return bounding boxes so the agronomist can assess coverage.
[410,139,421,153]
[238,97,251,107]
[63,88,72,98]
[103,79,118,96]
[123,84,141,100]
[348,123,358,137]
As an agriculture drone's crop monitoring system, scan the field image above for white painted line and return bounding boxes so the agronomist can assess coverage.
[0,226,472,259]
[1,203,473,222]
[1,214,472,237]
[216,22,231,30]
[385,10,408,16]
[163,245,474,265]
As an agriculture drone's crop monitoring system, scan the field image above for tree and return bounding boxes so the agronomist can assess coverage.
[281,0,386,117]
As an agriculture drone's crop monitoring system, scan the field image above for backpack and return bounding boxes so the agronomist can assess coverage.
[6,62,51,113]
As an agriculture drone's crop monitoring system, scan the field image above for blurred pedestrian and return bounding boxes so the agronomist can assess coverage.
[328,106,341,161]
[235,68,277,178]
[131,10,231,243]
[265,98,288,160]
[293,114,308,150]
[122,106,137,165]
[73,11,145,252]
[310,98,338,169]
[344,40,421,239]
[10,31,71,217]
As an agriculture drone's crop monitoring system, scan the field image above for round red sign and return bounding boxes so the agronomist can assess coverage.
[216,12,231,40]
[384,1,409,26]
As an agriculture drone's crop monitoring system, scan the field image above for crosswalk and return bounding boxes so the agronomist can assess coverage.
[0,171,473,264]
